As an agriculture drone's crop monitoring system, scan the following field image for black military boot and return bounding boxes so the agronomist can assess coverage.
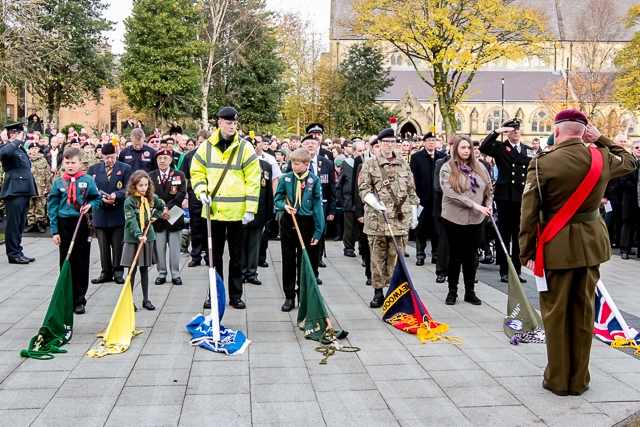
[37,223,46,233]
[464,284,482,305]
[370,288,384,308]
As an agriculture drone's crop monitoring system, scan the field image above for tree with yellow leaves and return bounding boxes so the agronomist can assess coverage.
[615,5,640,113]
[351,0,549,137]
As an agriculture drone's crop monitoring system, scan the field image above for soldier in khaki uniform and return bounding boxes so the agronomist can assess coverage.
[519,110,636,396]
[359,128,420,308]
[26,143,52,233]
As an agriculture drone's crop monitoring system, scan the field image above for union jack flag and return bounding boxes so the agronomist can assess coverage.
[594,283,640,344]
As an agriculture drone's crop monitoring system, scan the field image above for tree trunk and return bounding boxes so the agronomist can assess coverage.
[201,85,209,131]
[0,84,7,124]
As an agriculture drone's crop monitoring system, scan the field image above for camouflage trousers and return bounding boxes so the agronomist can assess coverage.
[27,196,47,225]
[0,197,4,214]
[369,234,406,290]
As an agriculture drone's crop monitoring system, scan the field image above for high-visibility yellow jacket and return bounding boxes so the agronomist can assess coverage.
[190,130,261,221]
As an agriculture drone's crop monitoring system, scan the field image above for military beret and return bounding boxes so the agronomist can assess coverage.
[501,118,522,129]
[555,109,588,126]
[155,148,173,158]
[305,123,324,135]
[217,107,239,121]
[101,143,116,155]
[301,134,318,144]
[370,137,379,147]
[335,158,343,166]
[147,133,159,142]
[377,128,396,141]
[4,122,24,133]
[546,133,555,146]
[423,132,435,140]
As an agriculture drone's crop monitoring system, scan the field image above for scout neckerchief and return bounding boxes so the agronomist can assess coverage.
[292,170,309,208]
[135,192,151,231]
[378,155,406,221]
[63,170,86,206]
[459,164,479,193]
[534,146,603,290]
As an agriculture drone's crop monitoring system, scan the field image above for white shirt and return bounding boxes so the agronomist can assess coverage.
[510,142,521,153]
[309,155,319,176]
[258,151,282,180]
[50,148,59,170]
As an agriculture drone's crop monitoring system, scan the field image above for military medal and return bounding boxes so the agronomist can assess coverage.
[117,181,123,189]
[261,178,266,187]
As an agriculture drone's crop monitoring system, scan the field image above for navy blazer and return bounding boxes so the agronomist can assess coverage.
[0,139,38,198]
[88,161,132,228]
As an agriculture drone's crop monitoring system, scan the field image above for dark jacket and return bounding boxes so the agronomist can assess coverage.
[433,155,451,218]
[336,159,354,211]
[409,149,446,208]
[246,159,273,228]
[118,144,157,173]
[0,138,38,198]
[480,131,535,203]
[88,160,132,228]
[179,149,203,216]
[604,177,623,205]
[149,169,187,232]
[620,159,640,221]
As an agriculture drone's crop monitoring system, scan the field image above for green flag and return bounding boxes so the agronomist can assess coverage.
[503,256,545,344]
[20,260,74,359]
[296,248,347,342]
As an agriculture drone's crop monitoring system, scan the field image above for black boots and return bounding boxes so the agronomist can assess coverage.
[445,292,457,305]
[370,289,384,308]
[464,292,482,305]
[281,299,294,312]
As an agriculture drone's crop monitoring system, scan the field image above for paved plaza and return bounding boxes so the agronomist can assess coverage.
[1,236,640,426]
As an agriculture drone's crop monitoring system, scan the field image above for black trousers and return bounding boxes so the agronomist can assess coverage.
[357,221,371,280]
[280,215,319,300]
[241,225,262,280]
[443,219,483,293]
[58,216,91,306]
[190,216,206,262]
[495,200,522,276]
[343,211,356,252]
[4,195,30,260]
[416,207,439,260]
[607,204,622,246]
[620,204,640,255]
[95,226,125,279]
[259,222,269,264]
[435,217,449,276]
[210,220,243,300]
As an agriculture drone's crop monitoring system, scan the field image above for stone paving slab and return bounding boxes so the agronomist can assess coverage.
[0,236,639,426]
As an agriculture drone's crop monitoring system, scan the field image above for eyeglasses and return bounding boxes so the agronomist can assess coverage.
[380,139,396,144]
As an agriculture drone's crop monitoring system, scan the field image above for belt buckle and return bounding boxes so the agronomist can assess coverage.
[382,179,390,186]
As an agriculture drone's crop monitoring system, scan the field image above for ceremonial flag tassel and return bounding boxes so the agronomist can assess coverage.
[595,280,640,356]
[20,212,86,360]
[490,216,545,345]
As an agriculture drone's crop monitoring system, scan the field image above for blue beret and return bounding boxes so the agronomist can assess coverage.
[217,107,239,121]
[377,128,396,141]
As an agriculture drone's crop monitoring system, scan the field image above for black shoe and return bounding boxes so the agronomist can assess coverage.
[542,380,568,396]
[405,252,410,257]
[275,235,281,241]
[74,304,86,314]
[8,257,30,265]
[474,277,479,284]
[500,275,509,283]
[631,250,637,256]
[316,277,323,285]
[230,298,246,309]
[281,299,294,312]
[114,276,125,284]
[246,278,262,285]
[436,275,446,283]
[366,279,372,286]
[464,292,482,305]
[518,275,527,283]
[37,223,46,233]
[334,235,342,241]
[24,224,37,233]
[416,259,425,266]
[370,289,384,308]
[91,275,113,284]
[569,385,589,396]
[188,260,202,267]
[344,250,356,258]
[23,256,36,262]
[622,253,629,260]
[172,278,183,285]
[203,299,211,309]
[361,260,366,267]
[154,277,166,285]
[258,262,269,268]
[318,260,327,268]
[142,300,155,311]
[133,303,137,312]
[431,257,437,264]
[445,292,457,305]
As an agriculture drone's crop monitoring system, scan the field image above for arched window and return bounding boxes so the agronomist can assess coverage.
[622,112,636,135]
[442,113,462,132]
[486,108,507,132]
[531,109,553,133]
[390,55,396,66]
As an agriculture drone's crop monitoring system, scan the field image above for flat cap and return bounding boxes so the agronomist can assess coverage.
[4,122,24,133]
[155,148,173,158]
[305,123,324,135]
[555,109,588,126]
[217,107,239,121]
[377,128,396,141]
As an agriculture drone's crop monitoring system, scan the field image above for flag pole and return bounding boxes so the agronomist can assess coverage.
[65,202,88,261]
[489,215,511,257]
[597,280,636,341]
[204,201,221,345]
[126,209,155,278]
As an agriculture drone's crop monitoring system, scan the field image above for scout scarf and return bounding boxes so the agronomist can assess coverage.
[135,192,151,230]
[460,164,479,193]
[63,170,86,206]
[293,170,309,208]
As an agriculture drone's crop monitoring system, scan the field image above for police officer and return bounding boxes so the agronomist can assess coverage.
[480,118,534,283]
[358,128,420,307]
[191,107,261,310]
[89,142,132,284]
[519,111,636,396]
[0,123,38,264]
[25,141,51,233]
[118,128,157,173]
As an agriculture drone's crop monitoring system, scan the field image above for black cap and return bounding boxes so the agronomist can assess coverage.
[305,123,324,135]
[4,122,24,133]
[500,118,522,129]
[472,140,480,147]
[301,134,318,144]
[377,128,395,141]
[423,132,435,140]
[217,107,239,121]
[370,137,379,147]
[352,137,363,143]
[101,143,116,155]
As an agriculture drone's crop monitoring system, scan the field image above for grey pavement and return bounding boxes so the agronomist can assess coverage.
[1,236,640,426]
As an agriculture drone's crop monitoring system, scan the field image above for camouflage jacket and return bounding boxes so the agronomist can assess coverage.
[30,153,52,195]
[358,151,420,236]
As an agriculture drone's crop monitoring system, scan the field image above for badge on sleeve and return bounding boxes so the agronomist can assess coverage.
[117,181,123,189]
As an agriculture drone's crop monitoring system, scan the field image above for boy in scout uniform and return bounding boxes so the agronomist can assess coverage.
[26,142,52,233]
[358,128,420,308]
[519,110,636,396]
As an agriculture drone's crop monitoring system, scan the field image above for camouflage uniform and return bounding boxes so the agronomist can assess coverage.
[27,153,51,226]
[358,151,420,289]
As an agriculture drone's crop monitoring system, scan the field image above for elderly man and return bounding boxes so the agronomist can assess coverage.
[619,140,640,259]
[604,134,629,248]
[118,128,157,173]
[519,110,635,396]
[338,140,366,258]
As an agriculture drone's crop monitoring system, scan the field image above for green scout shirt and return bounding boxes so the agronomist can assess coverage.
[274,171,325,240]
[47,174,102,234]
[123,194,165,243]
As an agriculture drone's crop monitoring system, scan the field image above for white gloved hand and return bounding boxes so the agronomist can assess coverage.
[200,192,211,205]
[411,205,419,229]
[242,212,255,225]
[363,193,386,212]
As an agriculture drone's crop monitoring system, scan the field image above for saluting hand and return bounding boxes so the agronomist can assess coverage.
[495,127,514,134]
[583,124,601,144]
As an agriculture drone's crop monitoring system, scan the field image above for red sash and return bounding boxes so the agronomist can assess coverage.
[534,146,603,281]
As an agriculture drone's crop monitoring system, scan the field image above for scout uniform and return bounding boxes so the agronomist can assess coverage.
[519,110,637,396]
[359,135,420,307]
[26,148,52,232]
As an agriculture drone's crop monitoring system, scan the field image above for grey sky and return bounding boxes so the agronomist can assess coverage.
[104,0,331,54]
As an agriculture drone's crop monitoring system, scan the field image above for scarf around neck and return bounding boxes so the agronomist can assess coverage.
[459,164,479,193]
[293,170,309,208]
[63,170,86,206]
[135,192,151,231]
